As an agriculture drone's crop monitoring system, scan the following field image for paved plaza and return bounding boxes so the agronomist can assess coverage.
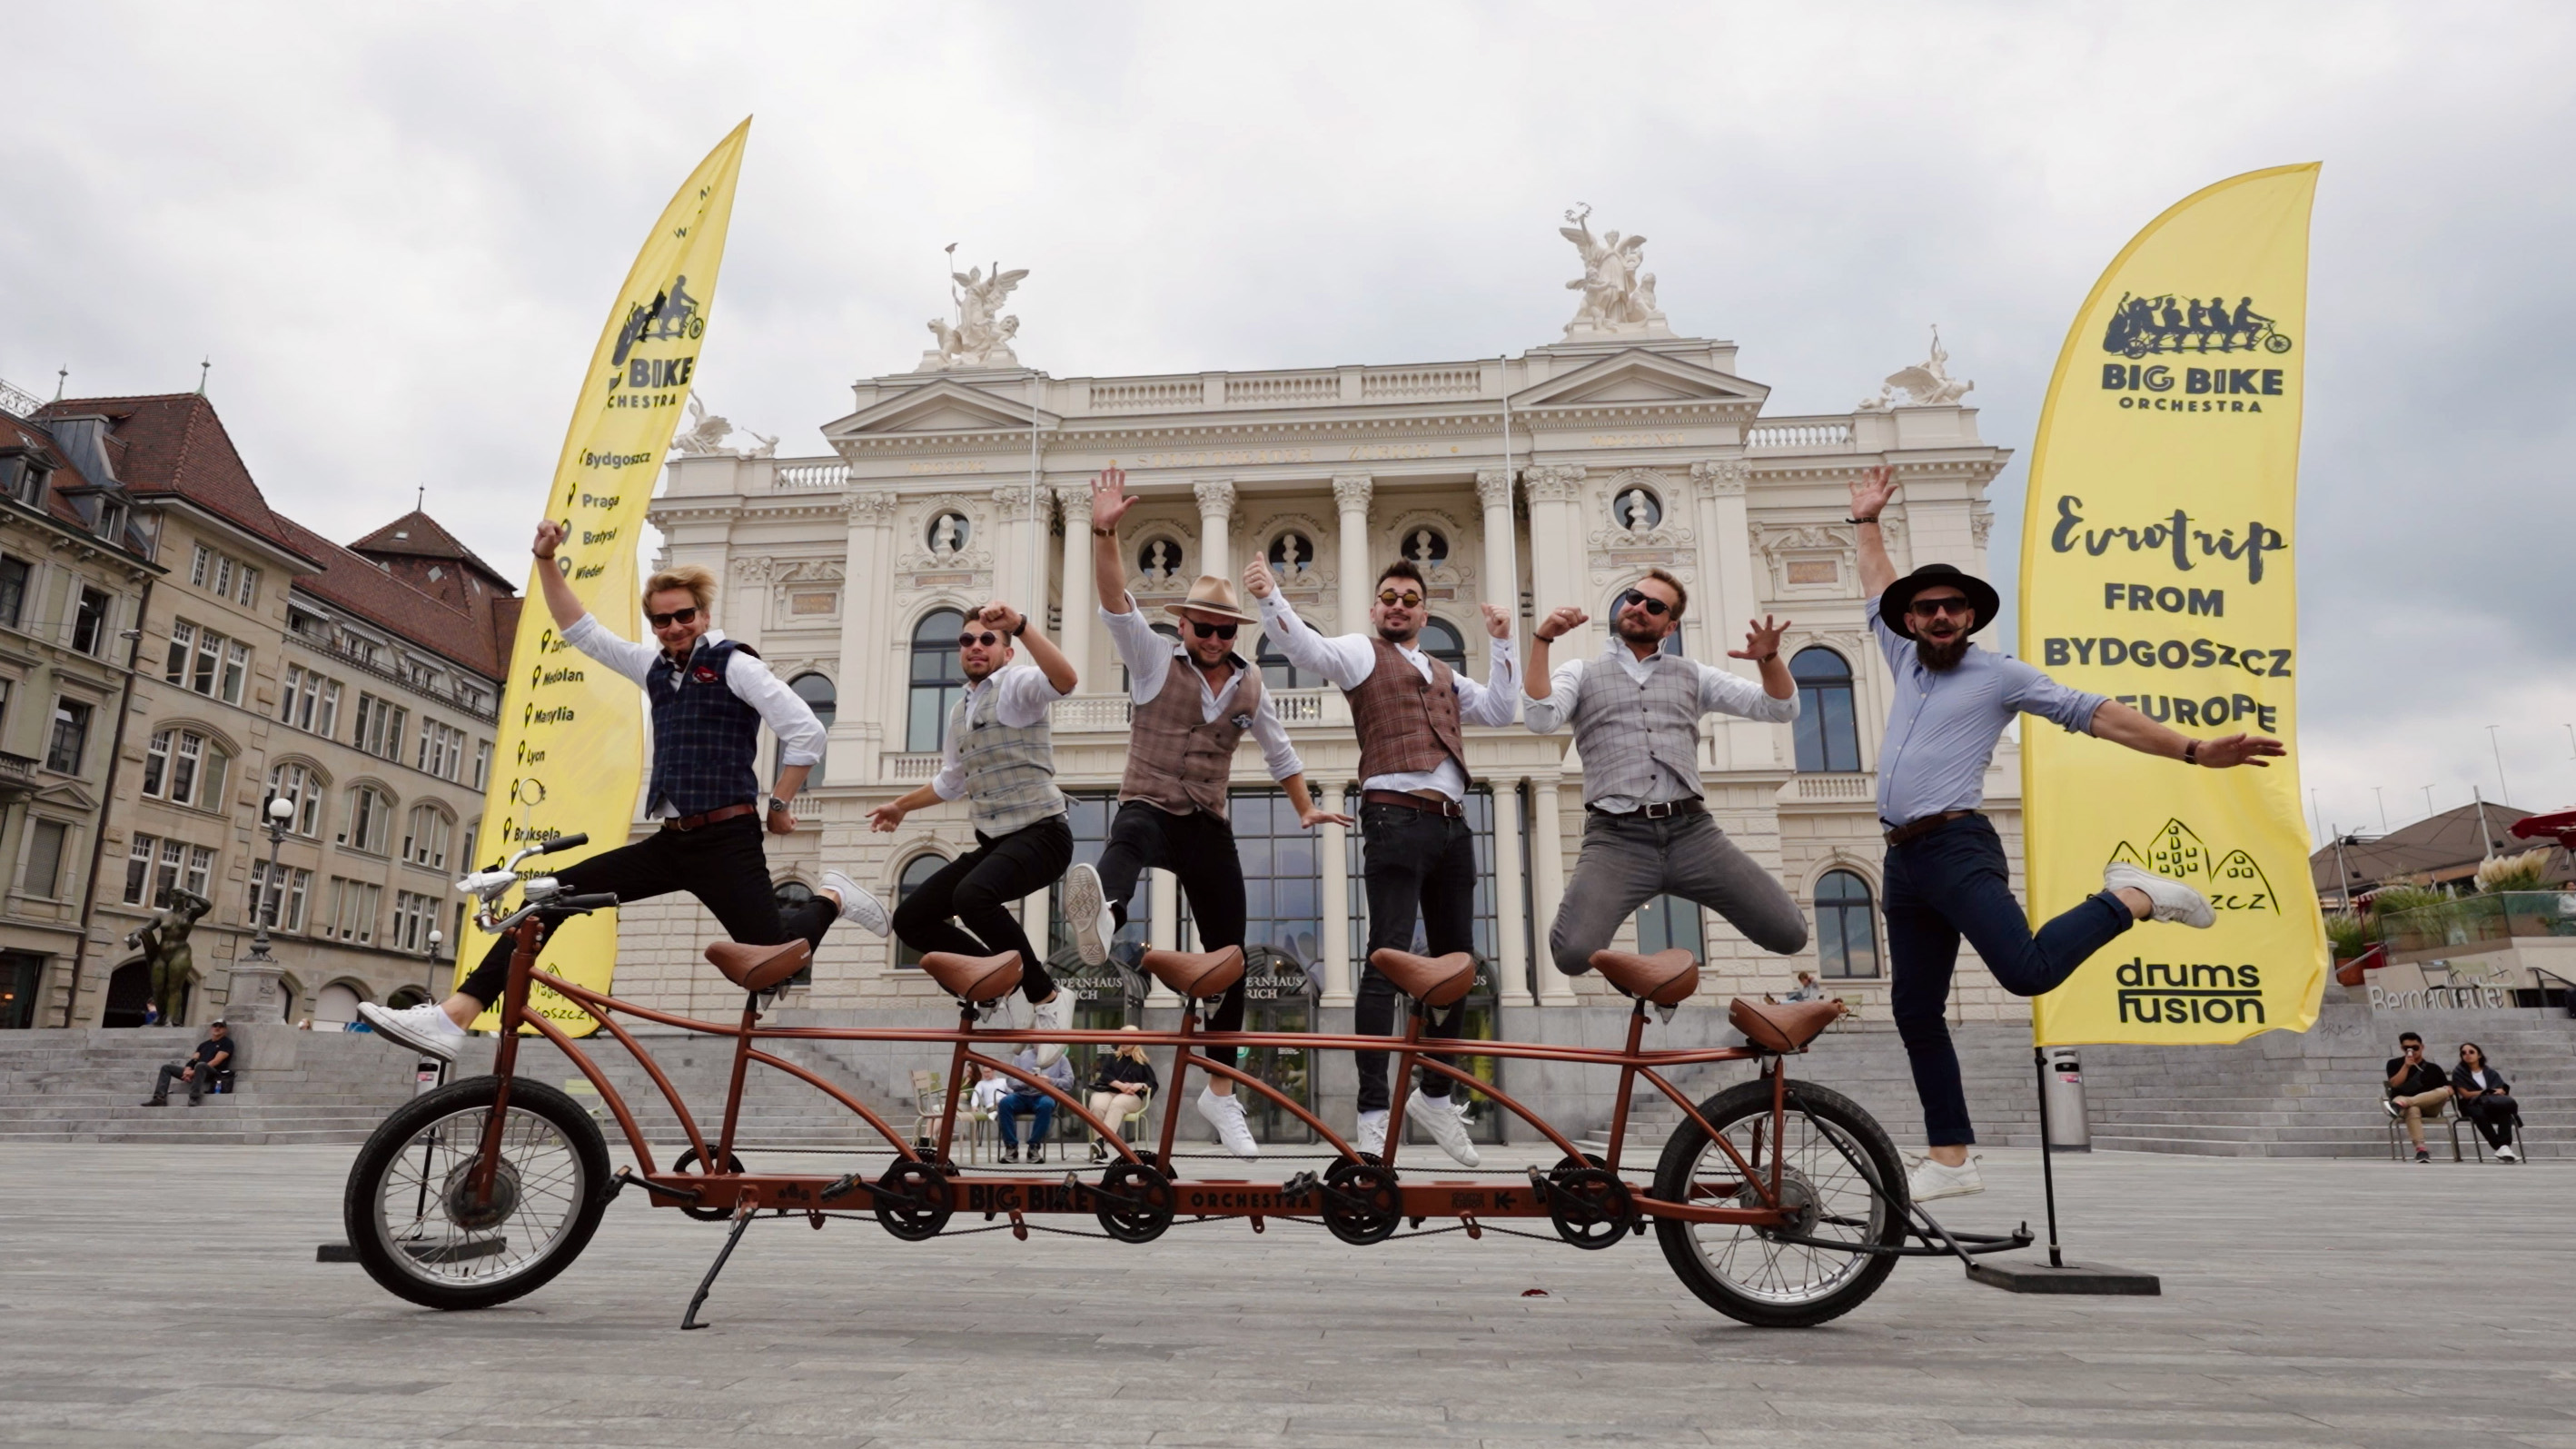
[4,1142,2569,1448]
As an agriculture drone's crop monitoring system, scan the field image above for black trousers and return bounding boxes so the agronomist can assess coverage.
[150,1061,208,1103]
[889,814,1070,1004]
[456,814,834,1005]
[1096,800,1250,1067]
[2460,1094,2522,1150]
[1353,800,1474,1114]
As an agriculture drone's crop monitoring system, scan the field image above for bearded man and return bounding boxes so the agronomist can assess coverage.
[1848,466,2283,1202]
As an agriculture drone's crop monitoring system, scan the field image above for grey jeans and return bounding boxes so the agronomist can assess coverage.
[1549,810,1808,974]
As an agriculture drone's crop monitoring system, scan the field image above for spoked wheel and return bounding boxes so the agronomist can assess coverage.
[1651,1078,1904,1327]
[871,1158,955,1242]
[1321,1160,1401,1246]
[669,1146,748,1223]
[1094,1159,1174,1244]
[342,1077,610,1311]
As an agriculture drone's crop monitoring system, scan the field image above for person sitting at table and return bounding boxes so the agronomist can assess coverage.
[1086,1027,1160,1163]
[2451,1041,2522,1163]
[997,1044,1075,1165]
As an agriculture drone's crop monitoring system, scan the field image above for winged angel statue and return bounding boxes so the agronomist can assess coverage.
[1560,205,1666,333]
[1858,326,1976,410]
[924,247,1030,370]
[670,392,778,458]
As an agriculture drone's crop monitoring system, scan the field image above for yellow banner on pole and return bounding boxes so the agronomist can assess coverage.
[460,119,751,1035]
[2021,164,2325,1047]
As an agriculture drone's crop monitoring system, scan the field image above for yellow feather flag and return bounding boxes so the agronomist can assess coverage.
[2021,164,2326,1046]
[460,120,751,1034]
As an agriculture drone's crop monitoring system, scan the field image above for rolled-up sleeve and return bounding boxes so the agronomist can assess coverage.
[560,614,659,688]
[2001,658,2107,735]
[1522,660,1585,734]
[1699,660,1799,723]
[1246,693,1303,781]
[724,651,827,767]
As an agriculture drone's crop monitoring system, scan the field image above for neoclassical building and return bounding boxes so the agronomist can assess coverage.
[620,227,2035,1122]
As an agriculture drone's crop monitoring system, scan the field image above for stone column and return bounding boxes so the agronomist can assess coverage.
[835,491,899,779]
[1055,481,1096,690]
[1475,467,1518,622]
[1320,796,1353,1006]
[1490,775,1531,1006]
[1531,769,1579,1005]
[1194,479,1235,587]
[1146,868,1181,1005]
[1689,459,1764,770]
[1523,465,1589,656]
[1333,473,1373,632]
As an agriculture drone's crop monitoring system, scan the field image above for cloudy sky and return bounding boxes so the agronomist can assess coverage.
[8,3,2571,835]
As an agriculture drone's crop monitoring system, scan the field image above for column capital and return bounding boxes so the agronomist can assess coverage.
[1689,459,1749,497]
[845,490,900,524]
[1524,464,1586,502]
[1474,468,1516,511]
[1054,481,1095,519]
[1193,478,1236,516]
[1332,472,1373,513]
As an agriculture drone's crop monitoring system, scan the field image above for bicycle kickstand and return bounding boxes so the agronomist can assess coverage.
[679,1199,759,1332]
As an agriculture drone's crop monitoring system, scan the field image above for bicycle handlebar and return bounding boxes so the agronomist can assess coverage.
[537,832,590,856]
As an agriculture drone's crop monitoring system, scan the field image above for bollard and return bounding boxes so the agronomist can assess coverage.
[2041,1046,2089,1152]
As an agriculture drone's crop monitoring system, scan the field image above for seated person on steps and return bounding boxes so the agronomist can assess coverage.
[997,1043,1076,1164]
[1086,1027,1159,1163]
[142,1018,233,1106]
[360,521,891,1059]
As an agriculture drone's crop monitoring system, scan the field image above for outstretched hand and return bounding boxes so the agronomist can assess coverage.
[1088,465,1134,531]
[1298,803,1355,829]
[1848,464,1897,521]
[1729,614,1791,661]
[2193,733,2286,769]
[867,802,908,833]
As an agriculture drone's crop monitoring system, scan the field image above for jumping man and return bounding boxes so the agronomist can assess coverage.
[1848,466,2283,1201]
[1524,571,1811,978]
[1065,466,1350,1160]
[360,521,892,1059]
[869,599,1083,1066]
[1243,551,1520,1166]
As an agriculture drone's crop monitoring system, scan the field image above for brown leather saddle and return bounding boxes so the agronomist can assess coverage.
[704,939,812,995]
[1589,948,1699,1007]
[1367,948,1477,1007]
[1140,946,1244,1001]
[1727,997,1844,1054]
[919,950,1023,1006]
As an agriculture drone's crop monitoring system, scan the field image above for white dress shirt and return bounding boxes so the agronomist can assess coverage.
[560,616,827,818]
[927,661,1069,802]
[1099,596,1303,783]
[1253,591,1519,801]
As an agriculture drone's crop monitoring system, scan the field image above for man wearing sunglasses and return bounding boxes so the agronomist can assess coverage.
[1067,467,1351,1158]
[1244,551,1520,1166]
[1848,466,2283,1202]
[361,519,891,1060]
[1523,571,1814,983]
[868,598,1084,1064]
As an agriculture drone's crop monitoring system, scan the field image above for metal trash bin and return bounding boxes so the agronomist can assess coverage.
[2041,1047,2090,1152]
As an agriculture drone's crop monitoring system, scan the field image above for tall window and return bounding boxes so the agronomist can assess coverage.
[1257,631,1319,690]
[392,891,440,953]
[471,739,491,790]
[416,719,466,780]
[790,673,835,783]
[353,694,409,759]
[141,728,227,809]
[1816,870,1880,978]
[907,609,966,753]
[328,878,381,943]
[45,699,90,774]
[247,860,312,932]
[23,819,69,898]
[0,556,28,629]
[279,666,343,737]
[265,762,325,838]
[71,588,108,655]
[341,785,393,855]
[1636,893,1705,958]
[893,853,950,967]
[402,805,453,869]
[1419,618,1468,675]
[163,620,246,704]
[1791,647,1861,773]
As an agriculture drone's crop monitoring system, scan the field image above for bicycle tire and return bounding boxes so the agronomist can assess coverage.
[343,1076,611,1311]
[1652,1078,1903,1327]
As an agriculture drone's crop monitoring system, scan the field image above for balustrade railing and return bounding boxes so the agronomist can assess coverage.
[1791,773,1872,801]
[774,461,850,491]
[1224,372,1339,406]
[1747,421,1855,451]
[1360,365,1481,401]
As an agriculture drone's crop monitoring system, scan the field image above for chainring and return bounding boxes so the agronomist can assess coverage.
[1321,1160,1402,1246]
[1093,1159,1175,1244]
[669,1146,748,1223]
[1546,1166,1635,1250]
[872,1157,956,1242]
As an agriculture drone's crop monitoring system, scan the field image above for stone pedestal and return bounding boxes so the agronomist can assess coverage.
[223,960,287,1026]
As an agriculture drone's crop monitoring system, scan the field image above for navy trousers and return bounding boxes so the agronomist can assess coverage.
[1881,813,2132,1146]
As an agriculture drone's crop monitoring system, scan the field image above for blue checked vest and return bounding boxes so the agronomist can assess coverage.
[1570,649,1706,809]
[645,638,764,818]
[954,675,1065,837]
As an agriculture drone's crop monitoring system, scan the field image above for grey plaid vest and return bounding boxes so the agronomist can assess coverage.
[1120,652,1262,819]
[644,638,764,817]
[1569,650,1705,809]
[954,676,1065,837]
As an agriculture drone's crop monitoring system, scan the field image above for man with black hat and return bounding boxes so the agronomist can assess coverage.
[1848,467,2283,1202]
[1064,466,1349,1160]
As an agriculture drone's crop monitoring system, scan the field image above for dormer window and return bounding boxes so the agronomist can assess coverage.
[0,454,47,507]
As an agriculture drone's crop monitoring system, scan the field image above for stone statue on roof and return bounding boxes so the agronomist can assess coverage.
[920,245,1030,372]
[1859,326,1977,411]
[1559,204,1671,339]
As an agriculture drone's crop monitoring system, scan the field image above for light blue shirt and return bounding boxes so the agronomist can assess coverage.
[1870,595,2105,828]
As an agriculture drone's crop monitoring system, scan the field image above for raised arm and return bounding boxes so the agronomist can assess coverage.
[1088,466,1135,615]
[1243,561,1372,688]
[1848,466,1899,600]
[1525,607,1588,702]
[979,600,1077,696]
[2086,700,2284,769]
[530,520,588,630]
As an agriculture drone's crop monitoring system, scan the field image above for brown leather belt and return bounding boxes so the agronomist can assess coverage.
[1587,797,1706,820]
[1362,789,1464,819]
[1884,809,1976,847]
[660,802,760,832]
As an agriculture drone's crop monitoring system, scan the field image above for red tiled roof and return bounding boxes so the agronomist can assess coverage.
[350,509,513,591]
[35,393,319,567]
[1,412,104,531]
[272,514,518,681]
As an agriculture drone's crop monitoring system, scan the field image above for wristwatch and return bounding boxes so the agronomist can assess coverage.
[767,797,793,814]
[1009,616,1027,638]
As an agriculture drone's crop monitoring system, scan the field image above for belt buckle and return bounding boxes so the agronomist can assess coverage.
[1643,801,1675,819]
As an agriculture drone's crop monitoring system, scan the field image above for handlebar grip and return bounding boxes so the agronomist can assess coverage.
[555,893,619,911]
[537,832,590,855]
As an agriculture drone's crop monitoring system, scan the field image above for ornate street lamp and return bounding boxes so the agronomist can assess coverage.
[245,794,295,964]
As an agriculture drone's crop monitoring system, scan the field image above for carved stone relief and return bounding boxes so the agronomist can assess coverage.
[1383,508,1472,597]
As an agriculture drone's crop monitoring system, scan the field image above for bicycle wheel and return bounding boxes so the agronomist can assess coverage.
[1651,1078,1903,1327]
[343,1076,611,1311]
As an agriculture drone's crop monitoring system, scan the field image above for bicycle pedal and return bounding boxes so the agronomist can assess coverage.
[820,1173,864,1202]
[1282,1171,1320,1196]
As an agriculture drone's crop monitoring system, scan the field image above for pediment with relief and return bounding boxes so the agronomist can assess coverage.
[822,379,1055,442]
[1511,349,1768,414]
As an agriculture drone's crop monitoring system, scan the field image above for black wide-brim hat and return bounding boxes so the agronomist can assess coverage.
[1878,562,2000,640]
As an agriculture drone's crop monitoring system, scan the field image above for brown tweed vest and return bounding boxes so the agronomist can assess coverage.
[1346,637,1465,783]
[1119,652,1263,819]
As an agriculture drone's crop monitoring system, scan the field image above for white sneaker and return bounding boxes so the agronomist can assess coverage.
[1354,1108,1388,1159]
[819,870,891,938]
[1063,863,1111,968]
[2497,1144,2520,1163]
[2104,862,2215,928]
[1907,1153,1985,1203]
[1412,1092,1482,1167]
[1196,1086,1259,1160]
[1029,991,1073,1069]
[357,1001,468,1063]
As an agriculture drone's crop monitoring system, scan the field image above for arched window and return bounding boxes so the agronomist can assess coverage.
[401,803,453,869]
[1791,647,1861,773]
[894,853,950,968]
[907,610,966,753]
[1816,869,1879,978]
[265,761,326,838]
[1257,630,1318,689]
[340,784,395,855]
[1419,618,1468,675]
[789,672,836,782]
[1636,893,1704,958]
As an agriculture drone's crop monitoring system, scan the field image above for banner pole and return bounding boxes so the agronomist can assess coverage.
[2031,1046,2065,1269]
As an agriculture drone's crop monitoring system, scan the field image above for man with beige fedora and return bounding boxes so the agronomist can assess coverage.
[1065,465,1350,1159]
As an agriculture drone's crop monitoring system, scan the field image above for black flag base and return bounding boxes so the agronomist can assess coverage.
[1967,1258,2161,1295]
